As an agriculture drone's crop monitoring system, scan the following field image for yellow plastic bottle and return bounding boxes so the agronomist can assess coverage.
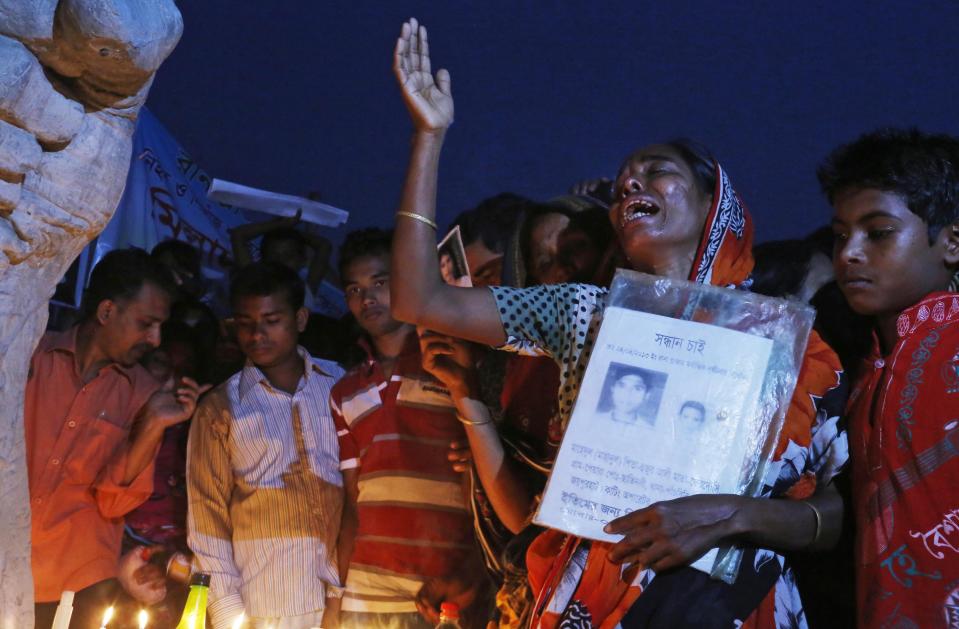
[175,572,210,629]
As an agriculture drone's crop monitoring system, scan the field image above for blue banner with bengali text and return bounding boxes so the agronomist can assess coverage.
[93,108,345,318]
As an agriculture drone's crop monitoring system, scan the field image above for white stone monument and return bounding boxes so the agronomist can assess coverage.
[0,1,182,624]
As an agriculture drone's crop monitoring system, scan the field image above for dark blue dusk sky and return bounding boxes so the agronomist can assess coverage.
[147,1,959,246]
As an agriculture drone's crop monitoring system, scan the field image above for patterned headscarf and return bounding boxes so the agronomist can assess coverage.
[689,162,755,288]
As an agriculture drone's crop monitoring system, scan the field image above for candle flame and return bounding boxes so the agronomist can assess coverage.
[231,612,246,629]
[100,606,115,627]
[138,609,148,629]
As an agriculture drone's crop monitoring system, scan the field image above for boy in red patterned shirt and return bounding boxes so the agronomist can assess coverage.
[326,229,482,629]
[821,128,959,628]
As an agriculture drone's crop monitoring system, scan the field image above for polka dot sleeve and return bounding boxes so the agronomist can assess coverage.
[490,283,608,429]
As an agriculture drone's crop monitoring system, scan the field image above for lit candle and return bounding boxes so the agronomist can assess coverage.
[98,606,114,629]
[138,609,149,629]
[231,613,246,629]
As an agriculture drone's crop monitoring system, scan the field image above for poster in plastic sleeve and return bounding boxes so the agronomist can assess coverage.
[534,269,814,580]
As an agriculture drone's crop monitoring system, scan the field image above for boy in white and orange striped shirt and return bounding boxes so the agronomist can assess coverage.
[187,262,346,629]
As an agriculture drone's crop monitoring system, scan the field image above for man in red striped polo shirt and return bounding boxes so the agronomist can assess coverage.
[327,229,482,629]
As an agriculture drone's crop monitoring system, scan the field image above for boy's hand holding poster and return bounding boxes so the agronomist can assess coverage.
[534,270,814,581]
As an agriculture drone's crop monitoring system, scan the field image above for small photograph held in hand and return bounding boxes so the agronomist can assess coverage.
[437,225,472,287]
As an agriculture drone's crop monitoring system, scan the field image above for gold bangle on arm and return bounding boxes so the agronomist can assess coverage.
[803,500,823,548]
[456,412,492,427]
[396,211,438,230]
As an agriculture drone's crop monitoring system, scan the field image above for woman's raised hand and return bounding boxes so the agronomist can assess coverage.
[394,18,454,133]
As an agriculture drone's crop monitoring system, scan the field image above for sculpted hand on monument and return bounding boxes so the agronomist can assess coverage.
[0,36,82,260]
[0,0,183,264]
[394,18,454,133]
[0,2,182,623]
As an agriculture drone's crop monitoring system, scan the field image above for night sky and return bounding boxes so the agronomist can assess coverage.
[146,1,959,247]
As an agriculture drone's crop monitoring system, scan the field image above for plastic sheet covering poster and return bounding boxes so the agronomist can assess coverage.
[535,270,812,577]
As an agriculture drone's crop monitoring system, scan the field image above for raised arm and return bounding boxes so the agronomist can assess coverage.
[303,231,333,290]
[391,18,505,346]
[228,212,301,268]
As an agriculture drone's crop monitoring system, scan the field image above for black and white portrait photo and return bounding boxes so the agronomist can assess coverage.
[595,362,668,428]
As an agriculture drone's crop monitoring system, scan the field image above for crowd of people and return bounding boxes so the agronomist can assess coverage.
[22,18,959,629]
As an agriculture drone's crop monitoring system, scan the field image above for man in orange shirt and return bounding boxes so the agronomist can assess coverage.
[26,248,209,629]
